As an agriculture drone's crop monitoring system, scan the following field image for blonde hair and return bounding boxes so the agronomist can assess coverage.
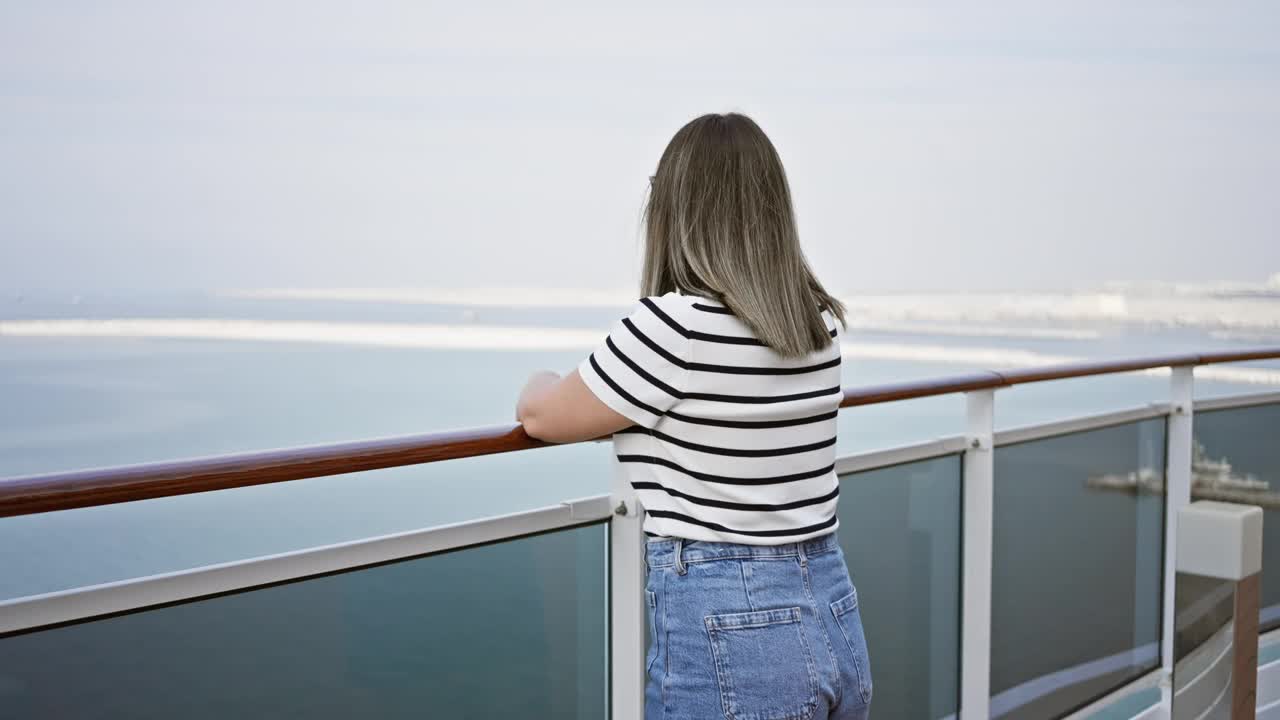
[642,112,846,357]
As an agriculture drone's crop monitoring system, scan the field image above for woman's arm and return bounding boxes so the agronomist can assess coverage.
[516,369,634,443]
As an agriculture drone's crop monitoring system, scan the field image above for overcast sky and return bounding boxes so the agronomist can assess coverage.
[1,1,1277,295]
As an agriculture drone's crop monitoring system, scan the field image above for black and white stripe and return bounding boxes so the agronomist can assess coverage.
[578,292,844,545]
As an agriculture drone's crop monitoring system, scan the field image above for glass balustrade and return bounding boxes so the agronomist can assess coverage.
[0,522,608,719]
[990,418,1166,719]
[1193,401,1280,632]
[836,453,963,720]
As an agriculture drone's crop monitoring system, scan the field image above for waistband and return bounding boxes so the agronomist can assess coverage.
[644,531,839,570]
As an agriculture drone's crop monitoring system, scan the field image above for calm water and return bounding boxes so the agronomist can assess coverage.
[1,290,1277,600]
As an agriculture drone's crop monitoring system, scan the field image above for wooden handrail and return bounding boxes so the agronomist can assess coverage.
[2,347,1277,518]
[0,425,547,518]
[840,371,1005,406]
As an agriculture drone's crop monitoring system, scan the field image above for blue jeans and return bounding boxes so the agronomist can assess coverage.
[643,531,873,720]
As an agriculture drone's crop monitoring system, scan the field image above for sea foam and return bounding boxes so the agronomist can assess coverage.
[225,285,1280,337]
[4,318,1278,386]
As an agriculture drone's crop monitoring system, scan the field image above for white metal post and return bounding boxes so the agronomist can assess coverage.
[1160,366,1195,709]
[610,456,645,720]
[961,389,995,720]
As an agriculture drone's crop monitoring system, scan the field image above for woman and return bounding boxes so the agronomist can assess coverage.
[516,113,872,720]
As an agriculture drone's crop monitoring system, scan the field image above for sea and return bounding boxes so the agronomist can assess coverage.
[2,283,1279,601]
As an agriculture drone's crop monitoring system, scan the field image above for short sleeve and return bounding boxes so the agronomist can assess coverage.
[577,295,692,428]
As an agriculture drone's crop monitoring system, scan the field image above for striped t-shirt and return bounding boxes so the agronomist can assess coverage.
[578,291,843,545]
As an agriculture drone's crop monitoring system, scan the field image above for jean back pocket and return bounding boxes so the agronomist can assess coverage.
[704,606,818,720]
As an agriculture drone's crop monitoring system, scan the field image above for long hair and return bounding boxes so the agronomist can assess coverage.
[642,113,846,357]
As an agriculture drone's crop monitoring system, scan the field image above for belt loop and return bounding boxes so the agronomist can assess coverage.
[674,538,687,575]
[798,539,808,566]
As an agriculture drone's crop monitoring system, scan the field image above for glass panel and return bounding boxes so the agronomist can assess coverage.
[836,454,962,720]
[0,522,608,719]
[1193,401,1280,632]
[1171,573,1235,719]
[0,444,611,601]
[991,418,1165,719]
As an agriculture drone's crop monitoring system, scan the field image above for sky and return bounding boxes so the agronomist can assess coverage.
[1,1,1277,295]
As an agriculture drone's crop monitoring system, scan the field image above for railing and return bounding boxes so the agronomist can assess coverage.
[1,347,1279,719]
[4,350,1272,518]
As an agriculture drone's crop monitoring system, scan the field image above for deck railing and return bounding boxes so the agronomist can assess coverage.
[1,347,1279,719]
[4,349,1275,519]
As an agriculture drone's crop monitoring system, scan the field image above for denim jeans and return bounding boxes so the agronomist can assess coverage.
[643,531,872,720]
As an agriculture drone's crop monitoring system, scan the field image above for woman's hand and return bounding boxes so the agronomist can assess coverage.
[515,369,633,443]
[516,370,562,421]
